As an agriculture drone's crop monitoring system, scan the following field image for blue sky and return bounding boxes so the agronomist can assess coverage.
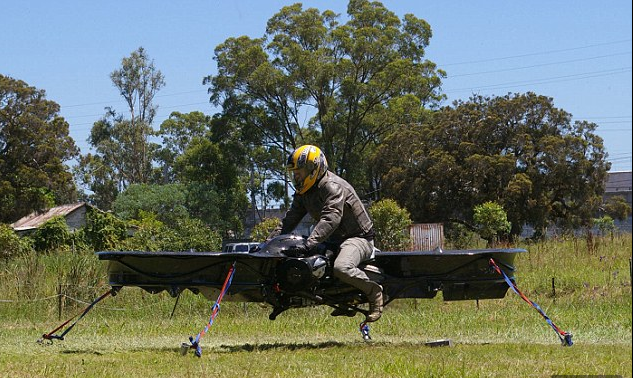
[2,1,631,171]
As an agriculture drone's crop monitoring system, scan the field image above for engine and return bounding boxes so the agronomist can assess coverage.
[276,255,327,292]
[255,234,330,292]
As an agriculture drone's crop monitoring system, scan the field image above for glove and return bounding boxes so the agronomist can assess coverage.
[288,242,312,257]
[313,243,328,256]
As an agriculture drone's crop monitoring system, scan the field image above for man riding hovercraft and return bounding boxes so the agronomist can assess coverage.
[269,145,383,322]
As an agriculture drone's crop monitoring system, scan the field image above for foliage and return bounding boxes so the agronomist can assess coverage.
[154,111,212,182]
[170,218,222,252]
[0,223,33,259]
[84,207,128,251]
[473,201,511,246]
[443,222,483,250]
[251,217,282,242]
[122,211,222,252]
[112,183,190,228]
[121,211,169,252]
[31,216,72,252]
[369,198,412,251]
[602,195,632,221]
[75,47,165,209]
[176,139,249,237]
[0,75,79,223]
[593,215,616,236]
[205,0,446,198]
[375,92,610,239]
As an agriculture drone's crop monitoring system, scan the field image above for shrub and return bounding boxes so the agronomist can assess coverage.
[84,207,128,251]
[473,201,511,247]
[31,216,72,252]
[369,198,412,251]
[593,215,616,236]
[121,211,222,252]
[444,222,482,249]
[170,217,222,251]
[251,217,282,242]
[0,223,33,259]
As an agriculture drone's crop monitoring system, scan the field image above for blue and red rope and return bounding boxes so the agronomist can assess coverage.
[489,258,573,346]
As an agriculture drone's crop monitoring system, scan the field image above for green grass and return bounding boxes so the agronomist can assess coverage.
[1,234,631,377]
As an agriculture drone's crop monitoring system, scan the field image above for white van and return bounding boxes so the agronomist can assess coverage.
[222,242,259,253]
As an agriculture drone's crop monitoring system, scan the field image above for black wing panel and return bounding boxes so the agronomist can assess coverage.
[97,251,281,302]
[97,247,525,302]
[374,248,523,300]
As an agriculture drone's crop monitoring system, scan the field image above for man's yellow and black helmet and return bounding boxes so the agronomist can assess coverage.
[286,145,328,194]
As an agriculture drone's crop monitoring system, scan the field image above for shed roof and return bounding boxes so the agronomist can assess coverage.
[605,171,632,193]
[10,202,89,232]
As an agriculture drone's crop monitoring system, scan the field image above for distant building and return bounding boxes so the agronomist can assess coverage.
[10,202,92,236]
[604,170,632,205]
[604,170,632,232]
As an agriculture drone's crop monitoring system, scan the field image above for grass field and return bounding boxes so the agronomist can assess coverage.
[1,234,631,377]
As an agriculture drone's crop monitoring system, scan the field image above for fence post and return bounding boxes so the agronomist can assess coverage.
[57,283,62,321]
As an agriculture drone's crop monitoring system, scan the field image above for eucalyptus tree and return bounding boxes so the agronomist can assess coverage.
[0,75,79,222]
[375,92,610,239]
[155,111,212,183]
[76,47,165,209]
[205,0,445,197]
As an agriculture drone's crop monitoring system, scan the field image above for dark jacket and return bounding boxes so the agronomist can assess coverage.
[280,171,374,249]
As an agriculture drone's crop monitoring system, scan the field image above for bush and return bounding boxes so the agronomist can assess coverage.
[369,199,412,251]
[84,207,128,251]
[593,215,616,236]
[122,211,222,252]
[0,223,33,259]
[251,217,282,242]
[31,216,72,252]
[473,201,511,247]
[444,222,482,249]
[170,218,222,251]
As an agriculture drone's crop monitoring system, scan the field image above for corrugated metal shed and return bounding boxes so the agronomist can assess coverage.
[409,223,444,251]
[604,171,632,207]
[11,202,89,233]
[605,171,632,193]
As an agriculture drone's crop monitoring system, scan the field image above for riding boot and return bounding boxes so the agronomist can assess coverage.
[365,284,383,322]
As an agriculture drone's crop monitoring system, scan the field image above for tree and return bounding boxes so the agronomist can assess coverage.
[376,92,610,239]
[112,183,190,228]
[76,47,165,209]
[205,0,445,198]
[121,211,222,252]
[171,121,250,236]
[155,109,279,224]
[155,111,211,183]
[84,207,128,252]
[593,215,616,236]
[0,75,79,222]
[156,107,264,231]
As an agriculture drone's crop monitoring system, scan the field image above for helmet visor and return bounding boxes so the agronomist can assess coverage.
[291,167,309,189]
